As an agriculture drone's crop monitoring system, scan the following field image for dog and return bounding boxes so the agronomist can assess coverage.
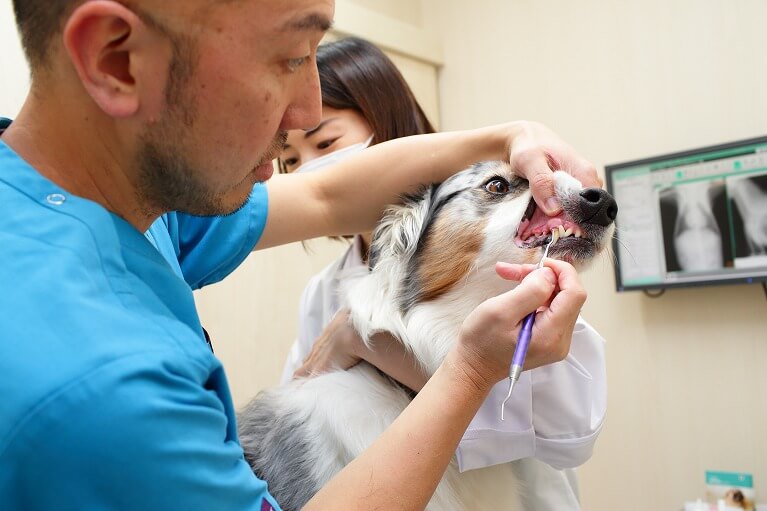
[238,161,617,510]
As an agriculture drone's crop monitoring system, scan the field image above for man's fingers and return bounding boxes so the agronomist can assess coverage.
[516,152,562,215]
[540,259,587,316]
[494,267,557,322]
[569,160,602,189]
[495,262,538,281]
[542,259,585,294]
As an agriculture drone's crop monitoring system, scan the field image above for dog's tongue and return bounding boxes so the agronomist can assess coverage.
[519,207,567,238]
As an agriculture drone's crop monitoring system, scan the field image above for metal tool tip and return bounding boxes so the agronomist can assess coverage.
[500,378,518,421]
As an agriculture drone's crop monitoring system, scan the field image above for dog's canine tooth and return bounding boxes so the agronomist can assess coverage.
[564,227,573,237]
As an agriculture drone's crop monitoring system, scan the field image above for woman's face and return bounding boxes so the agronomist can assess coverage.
[280,105,373,172]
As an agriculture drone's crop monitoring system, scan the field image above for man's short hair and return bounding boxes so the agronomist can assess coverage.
[12,0,80,71]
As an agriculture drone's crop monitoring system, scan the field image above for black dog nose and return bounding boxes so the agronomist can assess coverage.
[579,188,618,227]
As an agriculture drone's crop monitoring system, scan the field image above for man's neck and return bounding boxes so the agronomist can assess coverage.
[2,93,158,232]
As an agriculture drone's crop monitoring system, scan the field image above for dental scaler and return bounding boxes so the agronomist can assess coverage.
[500,230,558,421]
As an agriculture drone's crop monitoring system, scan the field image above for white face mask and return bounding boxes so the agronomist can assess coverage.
[293,134,374,174]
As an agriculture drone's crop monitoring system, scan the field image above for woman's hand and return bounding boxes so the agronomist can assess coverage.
[293,310,363,378]
[294,309,430,391]
[450,258,587,391]
[505,121,603,215]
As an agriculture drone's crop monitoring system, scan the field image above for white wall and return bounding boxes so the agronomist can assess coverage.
[421,0,767,509]
[348,0,423,27]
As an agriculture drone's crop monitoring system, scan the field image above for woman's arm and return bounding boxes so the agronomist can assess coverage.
[293,313,430,392]
[257,122,599,250]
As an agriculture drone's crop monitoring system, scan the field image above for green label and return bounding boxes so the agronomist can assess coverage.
[612,167,650,180]
[705,471,753,488]
[623,276,663,286]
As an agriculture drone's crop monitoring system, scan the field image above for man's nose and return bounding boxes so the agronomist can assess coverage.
[579,188,618,226]
[280,69,322,131]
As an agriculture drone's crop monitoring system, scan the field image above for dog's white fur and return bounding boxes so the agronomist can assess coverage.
[239,163,614,510]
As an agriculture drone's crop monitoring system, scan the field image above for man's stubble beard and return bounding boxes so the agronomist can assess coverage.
[135,34,286,218]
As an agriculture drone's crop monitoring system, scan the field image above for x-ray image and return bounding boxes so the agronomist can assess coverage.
[658,180,732,273]
[729,173,767,259]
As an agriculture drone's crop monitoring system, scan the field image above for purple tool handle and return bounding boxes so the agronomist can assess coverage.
[511,311,536,368]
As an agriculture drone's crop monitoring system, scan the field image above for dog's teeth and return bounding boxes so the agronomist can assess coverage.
[558,225,566,237]
[564,227,573,237]
[574,229,582,238]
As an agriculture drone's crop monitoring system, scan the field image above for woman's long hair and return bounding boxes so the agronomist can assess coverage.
[278,37,436,174]
[316,36,436,145]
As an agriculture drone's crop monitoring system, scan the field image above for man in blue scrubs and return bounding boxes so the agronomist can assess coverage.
[0,1,600,509]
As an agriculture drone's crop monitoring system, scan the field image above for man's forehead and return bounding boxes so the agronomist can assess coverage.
[158,0,333,35]
[250,0,335,31]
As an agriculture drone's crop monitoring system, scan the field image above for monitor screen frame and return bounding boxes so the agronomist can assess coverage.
[605,135,767,292]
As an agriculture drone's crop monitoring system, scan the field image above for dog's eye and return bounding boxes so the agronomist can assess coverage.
[484,178,510,195]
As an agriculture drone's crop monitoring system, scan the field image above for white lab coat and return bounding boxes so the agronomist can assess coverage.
[281,236,606,510]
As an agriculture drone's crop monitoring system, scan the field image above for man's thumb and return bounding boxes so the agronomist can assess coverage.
[505,267,557,318]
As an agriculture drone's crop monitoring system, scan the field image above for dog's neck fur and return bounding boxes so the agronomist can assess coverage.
[344,239,519,377]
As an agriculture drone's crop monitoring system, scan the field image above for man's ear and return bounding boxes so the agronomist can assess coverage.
[62,1,170,118]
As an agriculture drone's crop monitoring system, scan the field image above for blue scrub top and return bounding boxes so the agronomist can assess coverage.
[0,128,281,510]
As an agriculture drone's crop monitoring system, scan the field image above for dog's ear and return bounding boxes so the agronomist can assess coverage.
[369,184,437,270]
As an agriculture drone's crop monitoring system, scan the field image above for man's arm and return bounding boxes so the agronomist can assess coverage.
[257,122,599,249]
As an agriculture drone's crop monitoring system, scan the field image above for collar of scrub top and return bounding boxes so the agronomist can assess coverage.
[202,327,214,353]
[0,116,216,354]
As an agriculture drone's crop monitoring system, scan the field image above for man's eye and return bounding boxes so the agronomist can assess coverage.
[484,178,510,195]
[317,138,338,150]
[286,56,308,72]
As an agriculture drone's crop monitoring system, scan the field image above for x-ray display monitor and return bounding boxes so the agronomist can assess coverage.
[606,136,767,291]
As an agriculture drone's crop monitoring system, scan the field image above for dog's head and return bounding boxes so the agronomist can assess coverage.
[346,161,617,370]
[368,161,616,309]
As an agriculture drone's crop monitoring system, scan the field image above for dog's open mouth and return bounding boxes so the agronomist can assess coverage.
[514,198,585,248]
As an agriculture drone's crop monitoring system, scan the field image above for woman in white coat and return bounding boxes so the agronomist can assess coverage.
[278,37,606,510]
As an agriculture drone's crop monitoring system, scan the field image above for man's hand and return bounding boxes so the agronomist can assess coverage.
[450,259,587,392]
[507,121,603,215]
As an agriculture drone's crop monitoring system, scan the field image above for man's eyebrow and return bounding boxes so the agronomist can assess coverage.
[284,14,334,32]
[304,118,336,138]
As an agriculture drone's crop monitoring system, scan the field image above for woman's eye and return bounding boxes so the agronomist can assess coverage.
[286,56,308,72]
[317,138,338,150]
[283,157,298,168]
[485,178,510,195]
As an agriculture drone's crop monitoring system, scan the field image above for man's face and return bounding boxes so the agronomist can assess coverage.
[136,0,332,216]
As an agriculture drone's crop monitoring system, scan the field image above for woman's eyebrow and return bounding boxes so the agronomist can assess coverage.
[304,118,338,138]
